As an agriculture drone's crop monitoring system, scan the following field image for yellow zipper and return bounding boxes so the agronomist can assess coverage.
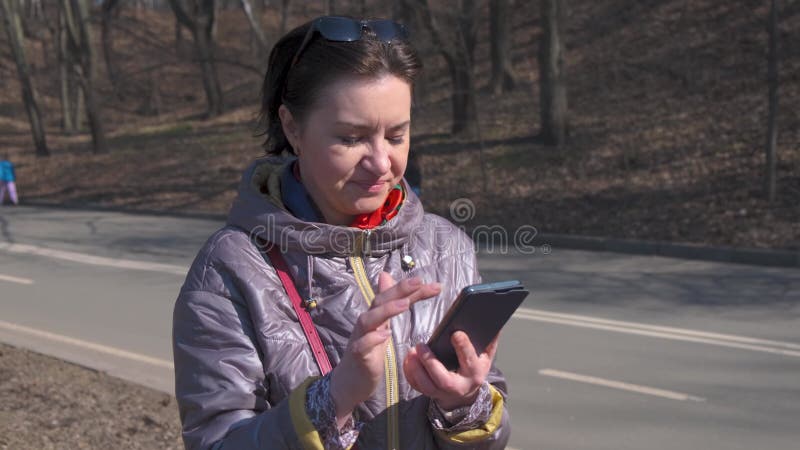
[350,230,400,450]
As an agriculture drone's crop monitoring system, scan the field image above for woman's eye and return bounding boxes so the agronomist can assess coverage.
[388,136,405,145]
[340,136,361,146]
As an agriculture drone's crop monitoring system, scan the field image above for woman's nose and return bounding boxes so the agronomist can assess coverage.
[362,139,392,175]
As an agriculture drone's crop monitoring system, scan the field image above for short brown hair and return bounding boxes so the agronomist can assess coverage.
[257,17,422,156]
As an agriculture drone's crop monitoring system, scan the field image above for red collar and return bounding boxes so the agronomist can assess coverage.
[293,162,404,229]
[350,184,405,230]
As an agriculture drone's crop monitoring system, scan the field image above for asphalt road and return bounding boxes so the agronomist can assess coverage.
[1,206,799,449]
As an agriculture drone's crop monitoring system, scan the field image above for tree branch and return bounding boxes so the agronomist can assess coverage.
[167,0,195,29]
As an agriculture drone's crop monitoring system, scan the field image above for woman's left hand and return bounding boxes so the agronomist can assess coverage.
[403,331,499,410]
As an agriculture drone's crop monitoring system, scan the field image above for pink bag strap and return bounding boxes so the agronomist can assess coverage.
[266,245,333,376]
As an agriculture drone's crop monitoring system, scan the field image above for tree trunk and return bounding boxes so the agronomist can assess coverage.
[412,0,479,135]
[101,0,122,97]
[168,0,224,117]
[1,0,50,156]
[454,0,478,134]
[79,67,108,154]
[239,0,268,55]
[148,74,163,116]
[175,15,183,52]
[59,63,73,131]
[489,0,516,94]
[71,73,85,131]
[446,53,477,135]
[57,5,76,132]
[280,0,290,35]
[765,0,778,202]
[63,0,108,153]
[30,0,43,18]
[538,0,567,146]
[393,1,424,112]
[193,25,224,116]
[458,0,478,62]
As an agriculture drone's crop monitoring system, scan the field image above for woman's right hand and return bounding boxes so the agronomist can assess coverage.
[330,272,440,426]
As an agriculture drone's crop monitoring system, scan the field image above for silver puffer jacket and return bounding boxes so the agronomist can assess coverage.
[173,158,512,450]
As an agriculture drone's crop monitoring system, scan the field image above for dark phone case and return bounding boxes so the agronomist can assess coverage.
[427,281,529,371]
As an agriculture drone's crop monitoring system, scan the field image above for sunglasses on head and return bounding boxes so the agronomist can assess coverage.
[290,16,409,68]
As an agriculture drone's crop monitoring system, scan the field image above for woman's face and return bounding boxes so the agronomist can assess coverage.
[280,74,412,226]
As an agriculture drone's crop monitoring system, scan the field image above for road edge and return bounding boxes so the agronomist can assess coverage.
[21,200,800,268]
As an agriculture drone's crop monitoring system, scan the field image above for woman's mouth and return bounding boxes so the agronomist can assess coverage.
[352,179,388,193]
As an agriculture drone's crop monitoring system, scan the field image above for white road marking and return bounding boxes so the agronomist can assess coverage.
[518,308,800,349]
[0,319,174,370]
[540,368,706,402]
[0,242,187,276]
[514,307,800,358]
[0,273,34,285]
[5,241,798,360]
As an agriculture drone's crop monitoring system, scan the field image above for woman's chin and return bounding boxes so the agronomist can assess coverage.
[348,199,384,215]
[344,186,389,211]
[342,192,386,213]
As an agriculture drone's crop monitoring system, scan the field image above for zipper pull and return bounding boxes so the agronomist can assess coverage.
[362,229,372,256]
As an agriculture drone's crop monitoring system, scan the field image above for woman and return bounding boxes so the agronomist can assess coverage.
[0,154,18,205]
[173,16,511,450]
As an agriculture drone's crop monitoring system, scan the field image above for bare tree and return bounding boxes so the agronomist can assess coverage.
[280,0,290,34]
[538,0,567,146]
[239,0,268,55]
[411,0,479,135]
[56,3,88,133]
[24,0,42,18]
[765,0,779,202]
[136,0,158,10]
[489,0,516,95]
[393,0,427,111]
[56,5,76,132]
[1,0,50,156]
[175,14,184,51]
[62,0,108,154]
[101,0,122,97]
[168,0,224,117]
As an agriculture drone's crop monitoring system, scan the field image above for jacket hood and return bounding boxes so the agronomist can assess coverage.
[226,157,425,257]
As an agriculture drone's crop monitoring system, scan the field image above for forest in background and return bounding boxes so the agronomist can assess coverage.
[1,0,798,250]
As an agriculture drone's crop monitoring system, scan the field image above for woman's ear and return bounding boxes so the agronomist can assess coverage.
[278,104,301,153]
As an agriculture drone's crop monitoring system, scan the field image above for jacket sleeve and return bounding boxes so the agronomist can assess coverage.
[431,367,511,450]
[431,238,512,449]
[173,289,327,450]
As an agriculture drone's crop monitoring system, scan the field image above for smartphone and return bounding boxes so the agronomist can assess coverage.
[427,280,529,371]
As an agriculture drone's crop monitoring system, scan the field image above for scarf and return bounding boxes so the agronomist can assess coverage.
[280,161,405,230]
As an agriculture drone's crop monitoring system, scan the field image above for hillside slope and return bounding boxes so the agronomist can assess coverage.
[0,0,797,249]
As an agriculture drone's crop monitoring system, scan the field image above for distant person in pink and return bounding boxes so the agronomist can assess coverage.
[0,155,19,205]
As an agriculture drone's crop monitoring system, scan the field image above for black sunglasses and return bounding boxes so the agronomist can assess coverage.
[290,16,409,68]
